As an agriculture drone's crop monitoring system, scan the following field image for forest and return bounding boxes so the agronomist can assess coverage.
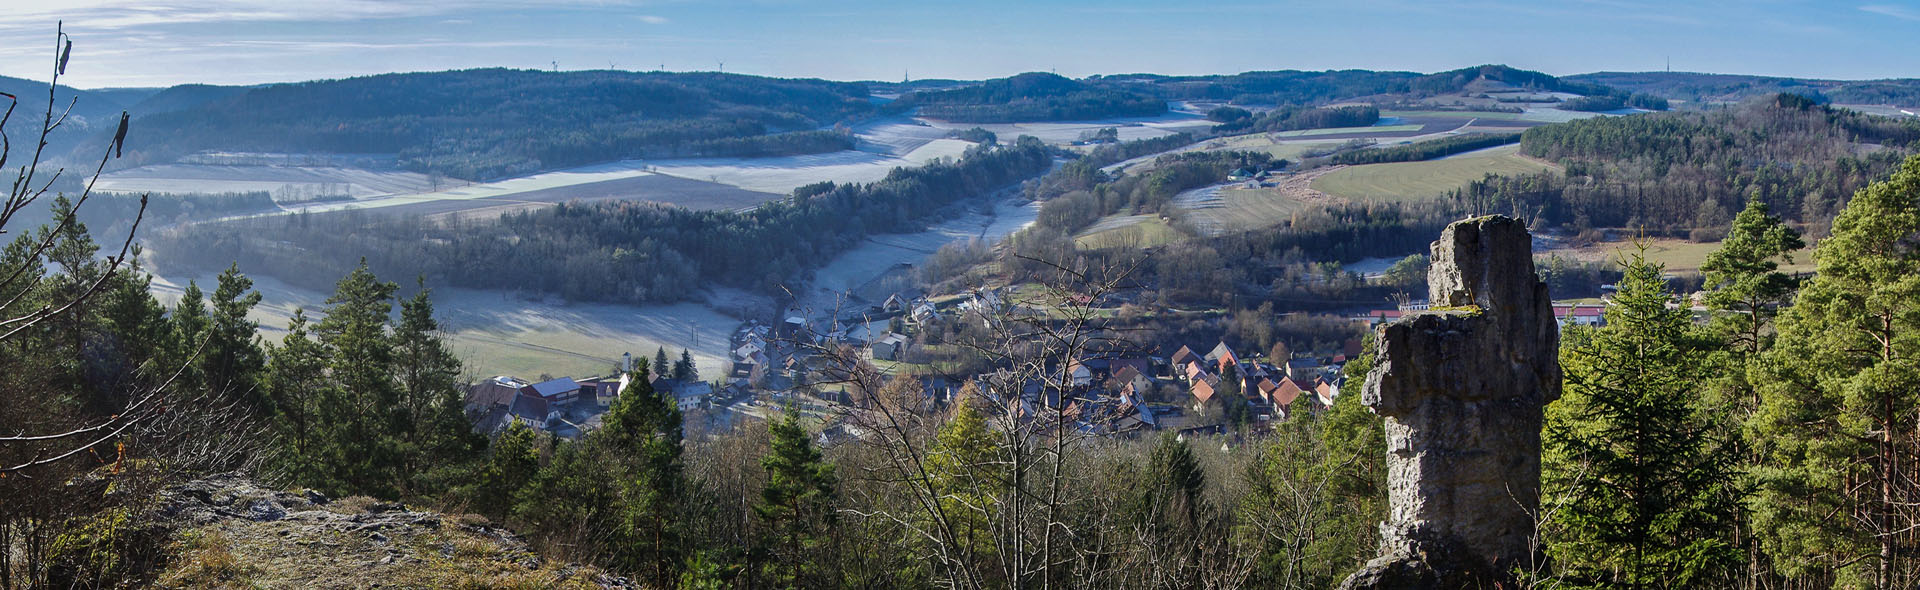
[22,152,1920,587]
[888,72,1167,123]
[1482,93,1920,237]
[110,69,878,180]
[150,138,1054,303]
[1569,71,1920,107]
[1329,132,1521,165]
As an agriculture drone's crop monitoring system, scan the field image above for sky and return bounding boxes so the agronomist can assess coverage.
[0,0,1916,89]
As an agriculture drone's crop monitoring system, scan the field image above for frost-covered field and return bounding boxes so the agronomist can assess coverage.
[916,111,1214,146]
[795,196,1039,315]
[149,268,739,381]
[95,164,442,199]
[643,138,976,195]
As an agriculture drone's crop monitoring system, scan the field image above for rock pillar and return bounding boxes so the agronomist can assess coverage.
[1339,215,1562,589]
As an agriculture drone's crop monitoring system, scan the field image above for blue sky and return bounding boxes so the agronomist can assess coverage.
[2,0,1917,88]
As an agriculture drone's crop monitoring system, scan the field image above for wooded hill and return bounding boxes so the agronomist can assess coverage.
[886,71,1168,123]
[103,69,877,180]
[1568,71,1920,107]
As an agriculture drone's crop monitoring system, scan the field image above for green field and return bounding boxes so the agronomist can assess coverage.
[1276,124,1423,137]
[1310,144,1555,202]
[1075,215,1188,249]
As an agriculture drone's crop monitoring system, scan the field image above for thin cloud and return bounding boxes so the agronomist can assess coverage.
[637,15,669,24]
[1861,4,1920,21]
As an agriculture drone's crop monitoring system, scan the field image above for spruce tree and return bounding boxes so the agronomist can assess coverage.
[674,349,698,382]
[1752,155,1920,587]
[758,412,837,587]
[655,346,671,377]
[1543,250,1740,587]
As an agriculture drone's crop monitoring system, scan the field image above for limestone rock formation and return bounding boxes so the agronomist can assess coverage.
[1340,215,1561,589]
[151,472,636,589]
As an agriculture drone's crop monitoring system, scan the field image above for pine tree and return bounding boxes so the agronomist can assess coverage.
[313,260,401,496]
[926,402,1002,565]
[479,422,541,517]
[1752,155,1920,588]
[655,347,671,377]
[758,412,837,587]
[204,264,266,411]
[600,359,687,586]
[1699,197,1803,586]
[169,281,210,392]
[391,281,482,495]
[1543,250,1740,587]
[265,309,333,489]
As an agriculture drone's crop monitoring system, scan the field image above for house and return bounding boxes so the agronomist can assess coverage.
[507,394,555,429]
[1227,168,1255,182]
[1554,305,1606,329]
[734,341,763,360]
[1066,361,1093,387]
[1314,379,1339,408]
[871,332,910,361]
[465,376,524,415]
[1183,360,1210,383]
[519,377,586,405]
[1190,374,1221,405]
[1285,358,1322,380]
[882,293,910,313]
[911,301,939,323]
[1207,341,1239,373]
[780,315,808,337]
[1169,345,1199,371]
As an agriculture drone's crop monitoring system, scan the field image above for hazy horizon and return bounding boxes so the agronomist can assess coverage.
[3,0,1919,89]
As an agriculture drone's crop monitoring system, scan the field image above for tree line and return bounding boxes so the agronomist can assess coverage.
[153,138,1055,303]
[113,69,877,180]
[890,72,1168,123]
[1330,132,1520,165]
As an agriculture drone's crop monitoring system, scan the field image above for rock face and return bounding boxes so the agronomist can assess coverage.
[1340,215,1561,589]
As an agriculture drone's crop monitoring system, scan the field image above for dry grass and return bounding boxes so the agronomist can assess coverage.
[1309,144,1555,202]
[154,530,259,589]
[1545,237,1816,274]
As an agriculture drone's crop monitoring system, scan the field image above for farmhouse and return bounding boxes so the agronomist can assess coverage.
[871,332,910,361]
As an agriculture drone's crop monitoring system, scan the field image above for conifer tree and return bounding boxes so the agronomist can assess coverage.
[265,309,331,488]
[1752,155,1920,588]
[169,281,209,391]
[655,346,671,377]
[926,402,1002,564]
[479,422,541,517]
[314,260,402,496]
[392,282,482,494]
[1544,250,1740,587]
[758,412,837,587]
[204,264,265,410]
[674,349,698,382]
[600,359,687,586]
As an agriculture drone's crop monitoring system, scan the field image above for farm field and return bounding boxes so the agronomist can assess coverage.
[148,267,739,381]
[1381,110,1527,121]
[643,138,975,195]
[1276,124,1423,137]
[1310,144,1555,202]
[796,195,1038,317]
[1170,178,1319,238]
[1074,215,1185,249]
[95,164,443,200]
[1543,237,1815,274]
[915,111,1214,146]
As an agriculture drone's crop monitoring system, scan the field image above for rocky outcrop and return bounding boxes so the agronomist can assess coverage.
[1340,215,1561,589]
[152,472,634,589]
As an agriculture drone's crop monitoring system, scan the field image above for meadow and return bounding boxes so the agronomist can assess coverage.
[1310,144,1555,202]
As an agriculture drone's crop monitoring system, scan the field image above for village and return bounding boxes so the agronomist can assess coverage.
[462,281,1615,445]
